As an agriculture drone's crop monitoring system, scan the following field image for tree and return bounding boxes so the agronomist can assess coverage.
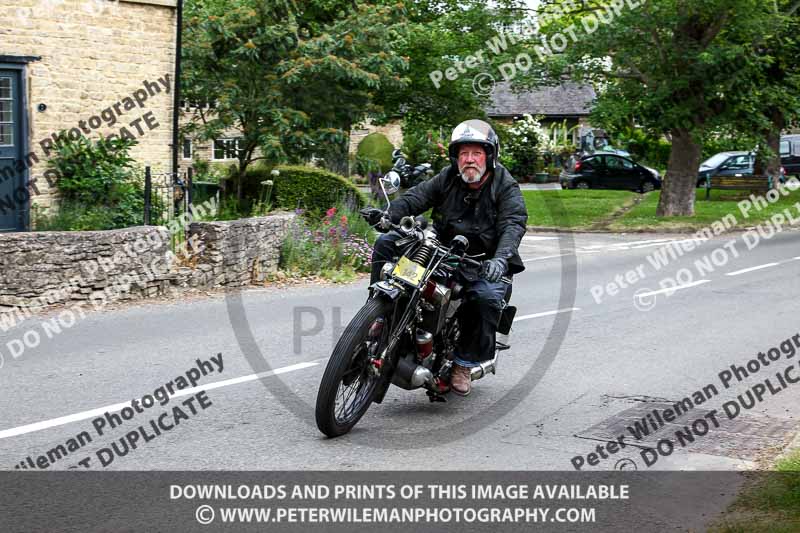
[535,0,781,216]
[748,2,800,179]
[373,0,527,137]
[182,0,407,199]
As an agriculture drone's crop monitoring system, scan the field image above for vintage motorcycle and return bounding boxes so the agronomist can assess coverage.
[315,173,517,437]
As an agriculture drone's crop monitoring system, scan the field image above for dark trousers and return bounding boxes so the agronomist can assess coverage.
[370,232,509,365]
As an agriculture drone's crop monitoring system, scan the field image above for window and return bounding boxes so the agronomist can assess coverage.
[700,153,730,169]
[0,77,12,147]
[212,138,242,161]
[181,100,217,111]
[182,138,192,159]
[606,156,633,170]
[780,141,790,156]
[726,155,750,169]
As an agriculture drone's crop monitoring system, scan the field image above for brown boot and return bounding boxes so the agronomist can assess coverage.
[450,363,471,396]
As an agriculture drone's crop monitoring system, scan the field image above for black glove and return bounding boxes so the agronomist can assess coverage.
[360,207,385,226]
[481,257,508,282]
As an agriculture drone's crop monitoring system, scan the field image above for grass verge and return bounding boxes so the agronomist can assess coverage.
[709,447,800,532]
[610,188,800,232]
[522,190,637,229]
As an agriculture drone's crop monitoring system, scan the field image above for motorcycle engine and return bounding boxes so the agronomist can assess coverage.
[420,279,451,334]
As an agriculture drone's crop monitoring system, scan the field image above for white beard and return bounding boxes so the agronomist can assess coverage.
[459,162,486,183]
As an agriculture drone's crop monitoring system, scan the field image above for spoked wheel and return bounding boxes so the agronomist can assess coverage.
[315,297,393,437]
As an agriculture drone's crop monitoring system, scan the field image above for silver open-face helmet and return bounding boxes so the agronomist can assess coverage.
[448,119,500,171]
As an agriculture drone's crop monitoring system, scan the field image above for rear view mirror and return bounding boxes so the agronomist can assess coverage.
[381,171,401,195]
[379,171,401,210]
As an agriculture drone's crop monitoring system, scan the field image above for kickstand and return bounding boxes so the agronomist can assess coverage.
[426,390,447,403]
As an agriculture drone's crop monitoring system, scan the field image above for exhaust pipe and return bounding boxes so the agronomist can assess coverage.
[470,357,497,381]
[392,357,434,390]
[410,365,433,387]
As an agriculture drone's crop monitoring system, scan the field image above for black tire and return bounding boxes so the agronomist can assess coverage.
[575,180,590,189]
[315,297,393,437]
[640,180,655,193]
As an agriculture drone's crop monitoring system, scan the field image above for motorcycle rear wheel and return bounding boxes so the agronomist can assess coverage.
[315,297,393,437]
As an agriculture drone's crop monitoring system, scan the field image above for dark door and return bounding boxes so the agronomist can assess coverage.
[578,155,603,187]
[604,155,638,189]
[0,70,24,231]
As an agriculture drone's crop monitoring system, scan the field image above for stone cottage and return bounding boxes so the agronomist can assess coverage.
[0,0,179,232]
[348,81,597,157]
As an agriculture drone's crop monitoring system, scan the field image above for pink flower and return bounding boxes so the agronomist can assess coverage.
[326,207,337,218]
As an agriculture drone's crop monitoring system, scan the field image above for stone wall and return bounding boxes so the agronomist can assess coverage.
[180,213,295,288]
[0,213,295,311]
[0,0,177,212]
[349,118,404,156]
[0,226,176,310]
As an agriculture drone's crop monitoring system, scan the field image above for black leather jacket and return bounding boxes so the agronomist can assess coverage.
[387,164,528,275]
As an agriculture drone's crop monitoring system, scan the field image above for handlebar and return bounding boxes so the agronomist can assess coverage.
[361,210,511,284]
[458,256,512,284]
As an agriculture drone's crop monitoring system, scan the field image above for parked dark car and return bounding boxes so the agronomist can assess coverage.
[781,135,800,178]
[560,153,661,192]
[697,151,786,187]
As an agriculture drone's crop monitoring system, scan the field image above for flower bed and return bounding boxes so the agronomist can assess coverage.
[280,206,374,281]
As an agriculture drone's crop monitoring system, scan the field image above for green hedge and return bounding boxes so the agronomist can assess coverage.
[245,165,365,213]
[356,132,394,173]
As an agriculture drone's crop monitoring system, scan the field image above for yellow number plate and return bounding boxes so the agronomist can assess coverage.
[392,256,426,287]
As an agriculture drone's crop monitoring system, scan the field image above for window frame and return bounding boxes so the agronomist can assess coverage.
[211,137,243,161]
[0,76,13,147]
[182,137,192,160]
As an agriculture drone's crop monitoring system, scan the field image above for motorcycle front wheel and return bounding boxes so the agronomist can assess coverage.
[315,297,393,437]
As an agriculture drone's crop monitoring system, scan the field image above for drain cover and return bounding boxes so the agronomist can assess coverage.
[576,400,797,461]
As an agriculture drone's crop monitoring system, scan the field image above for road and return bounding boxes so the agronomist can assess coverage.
[1,228,799,474]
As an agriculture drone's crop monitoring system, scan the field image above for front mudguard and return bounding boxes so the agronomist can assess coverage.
[367,283,406,404]
[369,280,404,300]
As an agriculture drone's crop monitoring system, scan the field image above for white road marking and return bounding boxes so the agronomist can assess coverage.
[1,305,585,440]
[634,280,711,299]
[725,263,780,276]
[514,308,581,321]
[522,236,560,241]
[0,361,322,441]
[628,242,680,250]
[523,253,575,262]
[584,238,672,250]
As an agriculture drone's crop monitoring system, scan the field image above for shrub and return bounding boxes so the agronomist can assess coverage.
[401,130,449,173]
[34,134,156,230]
[356,132,394,173]
[32,201,116,231]
[613,127,672,169]
[502,114,549,178]
[191,159,234,185]
[263,165,365,213]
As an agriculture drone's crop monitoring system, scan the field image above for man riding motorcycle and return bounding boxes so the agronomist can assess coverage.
[364,119,528,396]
